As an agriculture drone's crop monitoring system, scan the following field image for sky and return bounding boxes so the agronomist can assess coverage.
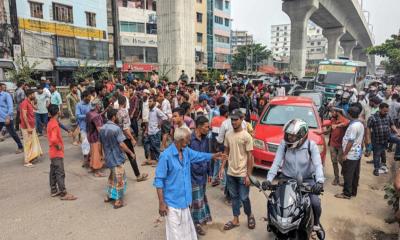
[231,0,400,48]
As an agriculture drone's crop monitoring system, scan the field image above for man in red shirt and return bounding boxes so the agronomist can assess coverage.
[20,89,43,167]
[47,104,77,200]
[327,108,349,186]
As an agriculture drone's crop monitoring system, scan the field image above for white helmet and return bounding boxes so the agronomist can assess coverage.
[283,119,309,149]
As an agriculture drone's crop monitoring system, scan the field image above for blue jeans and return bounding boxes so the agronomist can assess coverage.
[148,131,161,161]
[227,175,252,217]
[35,113,48,134]
[372,143,387,170]
[0,120,23,149]
[389,134,400,158]
[212,159,221,182]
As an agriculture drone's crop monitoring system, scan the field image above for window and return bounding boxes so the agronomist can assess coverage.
[215,34,229,44]
[147,23,157,34]
[311,49,315,52]
[145,47,157,63]
[311,42,315,46]
[224,18,229,27]
[277,27,280,31]
[275,48,279,51]
[215,0,223,10]
[284,32,288,36]
[57,36,75,58]
[215,16,223,24]
[284,38,287,41]
[276,32,279,37]
[283,42,287,46]
[53,3,73,23]
[284,26,287,30]
[197,33,203,43]
[85,12,96,27]
[196,12,203,23]
[225,1,230,9]
[120,21,145,33]
[30,1,43,19]
[317,41,321,45]
[285,48,288,51]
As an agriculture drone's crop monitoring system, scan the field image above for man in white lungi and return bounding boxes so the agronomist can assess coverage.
[153,127,225,240]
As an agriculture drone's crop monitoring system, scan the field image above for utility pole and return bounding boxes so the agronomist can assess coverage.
[9,0,20,57]
[111,0,121,67]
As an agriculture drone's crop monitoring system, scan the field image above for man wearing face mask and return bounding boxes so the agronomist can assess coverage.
[367,102,400,176]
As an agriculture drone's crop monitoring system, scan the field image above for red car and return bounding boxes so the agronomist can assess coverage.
[252,96,330,170]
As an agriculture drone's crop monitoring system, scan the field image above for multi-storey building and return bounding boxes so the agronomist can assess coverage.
[16,0,109,83]
[117,0,158,74]
[270,22,327,64]
[231,30,253,53]
[207,0,232,71]
[195,0,208,71]
[0,0,12,58]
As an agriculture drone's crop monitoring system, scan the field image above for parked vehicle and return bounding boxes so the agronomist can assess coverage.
[297,77,315,90]
[291,90,323,111]
[249,175,325,240]
[252,96,329,169]
[314,59,367,101]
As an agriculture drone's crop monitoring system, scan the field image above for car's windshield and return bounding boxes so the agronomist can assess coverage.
[261,105,318,128]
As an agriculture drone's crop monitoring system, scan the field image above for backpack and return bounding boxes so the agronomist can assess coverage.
[283,140,312,161]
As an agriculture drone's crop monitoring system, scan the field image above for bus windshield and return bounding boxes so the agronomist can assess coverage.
[317,64,356,85]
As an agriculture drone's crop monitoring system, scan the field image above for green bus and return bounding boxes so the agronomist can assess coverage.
[314,59,367,101]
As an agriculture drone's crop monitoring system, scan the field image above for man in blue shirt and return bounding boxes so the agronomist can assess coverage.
[189,116,212,236]
[100,108,135,209]
[153,127,224,240]
[75,90,92,167]
[0,83,23,153]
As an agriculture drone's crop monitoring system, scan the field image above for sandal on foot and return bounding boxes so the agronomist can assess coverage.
[24,163,34,168]
[248,216,256,229]
[195,224,206,236]
[224,221,239,231]
[113,201,124,209]
[141,162,151,166]
[94,172,107,178]
[334,193,351,199]
[60,193,77,201]
[104,197,113,203]
[137,173,149,182]
[51,191,62,197]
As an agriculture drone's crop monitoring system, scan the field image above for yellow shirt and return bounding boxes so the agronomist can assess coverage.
[224,129,253,177]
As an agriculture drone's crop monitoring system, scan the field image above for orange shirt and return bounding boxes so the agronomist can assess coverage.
[47,118,64,159]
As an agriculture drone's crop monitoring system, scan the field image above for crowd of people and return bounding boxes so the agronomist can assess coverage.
[1,70,400,239]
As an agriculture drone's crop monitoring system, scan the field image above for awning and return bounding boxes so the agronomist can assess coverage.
[259,65,278,74]
[122,63,158,72]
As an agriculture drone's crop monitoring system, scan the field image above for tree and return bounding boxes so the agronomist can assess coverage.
[367,34,400,75]
[73,60,97,82]
[232,43,272,71]
[9,54,39,85]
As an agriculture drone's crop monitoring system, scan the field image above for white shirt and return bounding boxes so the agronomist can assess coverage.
[342,121,365,160]
[216,118,248,144]
[113,96,130,111]
[276,87,286,96]
[161,99,172,119]
[142,100,149,123]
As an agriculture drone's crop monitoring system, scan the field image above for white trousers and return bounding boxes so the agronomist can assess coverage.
[166,207,197,240]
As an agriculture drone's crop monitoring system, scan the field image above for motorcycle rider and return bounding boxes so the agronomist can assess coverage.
[263,119,325,238]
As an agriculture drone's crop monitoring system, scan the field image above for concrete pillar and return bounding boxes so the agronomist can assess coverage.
[360,53,375,74]
[352,47,362,61]
[322,27,345,59]
[283,0,319,79]
[340,40,357,59]
[157,0,195,81]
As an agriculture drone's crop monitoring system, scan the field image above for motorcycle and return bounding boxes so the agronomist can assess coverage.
[249,175,325,240]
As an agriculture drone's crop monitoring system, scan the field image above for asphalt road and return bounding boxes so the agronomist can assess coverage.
[0,129,397,240]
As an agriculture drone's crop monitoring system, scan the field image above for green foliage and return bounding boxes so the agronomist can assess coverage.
[367,34,400,75]
[232,43,272,71]
[72,60,97,82]
[384,183,399,212]
[99,68,116,82]
[8,54,39,85]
